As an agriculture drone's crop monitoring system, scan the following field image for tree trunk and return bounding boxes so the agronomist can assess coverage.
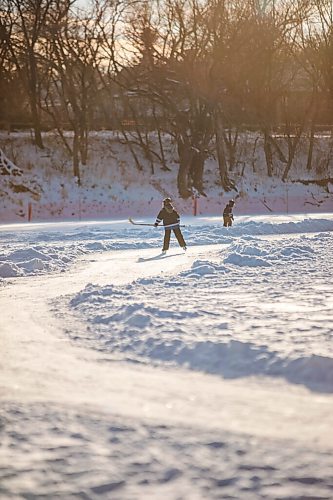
[282,130,303,181]
[306,121,315,172]
[215,113,232,190]
[282,139,296,181]
[29,52,43,149]
[306,92,319,172]
[79,127,88,165]
[177,136,193,198]
[189,152,205,194]
[73,129,81,185]
[30,98,43,149]
[263,130,274,177]
[223,129,238,171]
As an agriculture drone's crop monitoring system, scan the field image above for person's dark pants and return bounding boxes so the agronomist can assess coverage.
[223,215,233,227]
[163,227,186,251]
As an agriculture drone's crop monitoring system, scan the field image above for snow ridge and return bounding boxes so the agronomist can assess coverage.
[1,216,332,279]
[57,229,333,393]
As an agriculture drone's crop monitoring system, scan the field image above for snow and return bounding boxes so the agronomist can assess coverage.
[1,130,333,497]
[1,131,333,223]
[1,214,333,499]
[1,214,332,280]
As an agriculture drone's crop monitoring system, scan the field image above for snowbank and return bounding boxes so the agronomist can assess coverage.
[1,132,332,222]
[22,219,329,393]
[1,215,332,279]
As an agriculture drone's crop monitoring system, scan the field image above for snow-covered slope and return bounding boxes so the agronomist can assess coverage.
[1,131,333,223]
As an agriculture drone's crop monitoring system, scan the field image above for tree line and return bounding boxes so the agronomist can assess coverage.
[1,0,333,196]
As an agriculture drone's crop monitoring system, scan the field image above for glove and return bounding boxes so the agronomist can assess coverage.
[154,223,158,227]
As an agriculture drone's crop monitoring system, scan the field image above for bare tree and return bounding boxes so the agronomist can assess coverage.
[42,1,103,182]
[0,4,23,128]
[117,0,218,198]
[280,0,333,177]
[2,0,67,148]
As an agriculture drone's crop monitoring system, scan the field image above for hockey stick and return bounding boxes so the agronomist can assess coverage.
[128,217,185,228]
[128,217,155,226]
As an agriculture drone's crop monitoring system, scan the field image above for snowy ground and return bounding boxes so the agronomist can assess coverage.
[1,132,333,223]
[1,214,333,499]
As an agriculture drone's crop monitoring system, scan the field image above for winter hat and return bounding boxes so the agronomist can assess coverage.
[163,197,174,212]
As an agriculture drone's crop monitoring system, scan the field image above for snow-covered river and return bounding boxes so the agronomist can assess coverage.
[1,215,333,499]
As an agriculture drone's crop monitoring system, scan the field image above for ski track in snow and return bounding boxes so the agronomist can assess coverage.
[1,215,333,499]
